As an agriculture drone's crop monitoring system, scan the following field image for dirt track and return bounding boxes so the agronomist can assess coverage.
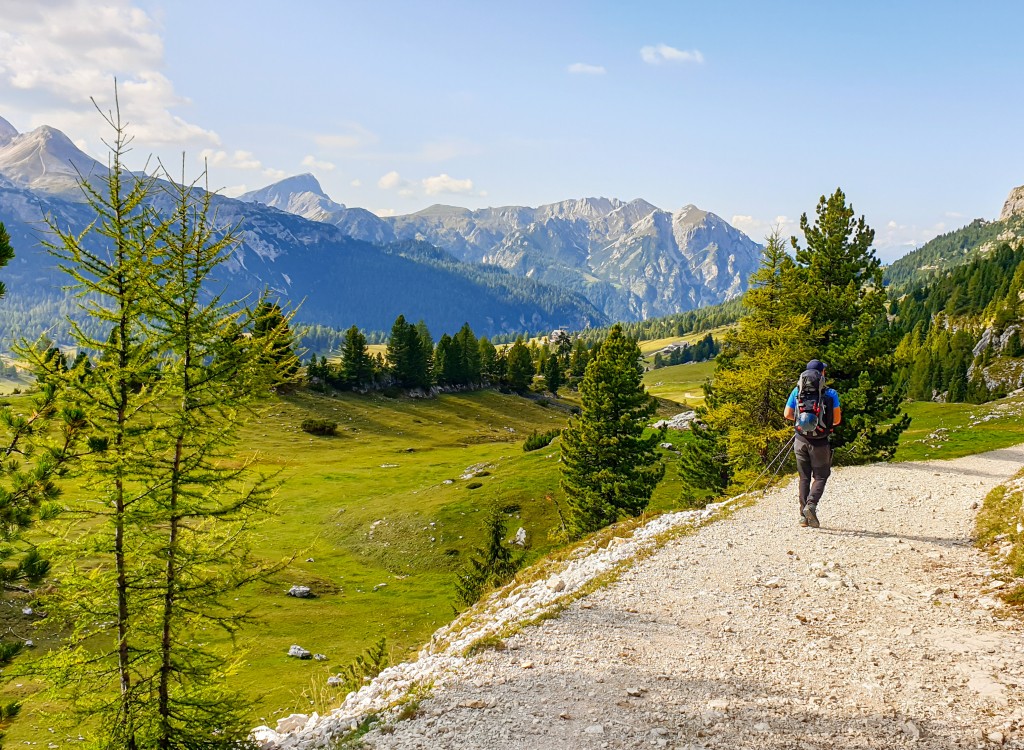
[362,447,1024,749]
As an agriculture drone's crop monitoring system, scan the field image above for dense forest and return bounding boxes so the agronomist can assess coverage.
[891,242,1024,402]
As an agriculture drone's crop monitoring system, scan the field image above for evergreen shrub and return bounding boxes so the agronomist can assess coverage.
[300,418,338,436]
[523,429,560,452]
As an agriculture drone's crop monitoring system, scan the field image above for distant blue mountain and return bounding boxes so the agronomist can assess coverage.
[0,123,606,348]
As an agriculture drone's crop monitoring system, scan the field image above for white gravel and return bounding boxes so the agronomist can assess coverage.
[262,446,1024,749]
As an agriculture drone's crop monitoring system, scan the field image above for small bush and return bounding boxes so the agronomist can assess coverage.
[466,482,483,490]
[300,418,338,436]
[523,429,560,452]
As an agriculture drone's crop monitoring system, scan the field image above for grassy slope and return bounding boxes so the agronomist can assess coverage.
[7,366,1024,738]
[3,386,691,738]
[642,361,714,407]
[894,395,1024,462]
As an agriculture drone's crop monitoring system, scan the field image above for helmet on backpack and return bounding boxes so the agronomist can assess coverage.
[796,410,819,434]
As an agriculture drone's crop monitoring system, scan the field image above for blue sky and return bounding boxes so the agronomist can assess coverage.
[1,1,1022,261]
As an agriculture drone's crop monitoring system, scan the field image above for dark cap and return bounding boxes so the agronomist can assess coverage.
[807,359,826,372]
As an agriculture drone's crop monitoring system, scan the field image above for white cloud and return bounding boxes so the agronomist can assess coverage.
[302,154,336,172]
[262,167,286,180]
[398,188,415,199]
[313,123,379,151]
[730,214,798,242]
[0,0,219,149]
[350,178,362,188]
[422,173,474,196]
[378,170,403,190]
[568,62,606,75]
[373,208,397,217]
[200,148,265,171]
[640,44,705,65]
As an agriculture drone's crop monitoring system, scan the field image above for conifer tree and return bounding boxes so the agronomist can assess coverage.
[0,222,12,300]
[543,354,562,395]
[253,301,300,386]
[677,233,811,499]
[340,325,374,389]
[28,102,286,749]
[504,339,534,393]
[559,324,664,537]
[454,506,522,606]
[478,337,500,385]
[791,189,909,461]
[386,315,430,389]
[0,224,84,713]
[434,333,457,385]
[453,323,481,385]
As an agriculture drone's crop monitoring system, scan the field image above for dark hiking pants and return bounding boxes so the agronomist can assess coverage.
[795,436,832,509]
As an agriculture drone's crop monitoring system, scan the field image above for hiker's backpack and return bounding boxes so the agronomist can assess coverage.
[794,369,832,439]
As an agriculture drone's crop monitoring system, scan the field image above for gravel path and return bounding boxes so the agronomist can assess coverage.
[361,447,1024,749]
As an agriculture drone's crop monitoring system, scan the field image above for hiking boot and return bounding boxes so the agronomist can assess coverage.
[798,514,808,527]
[802,503,820,529]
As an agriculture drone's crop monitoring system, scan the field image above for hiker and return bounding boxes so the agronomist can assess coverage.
[784,359,841,528]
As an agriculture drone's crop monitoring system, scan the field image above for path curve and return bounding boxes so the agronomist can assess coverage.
[362,447,1024,749]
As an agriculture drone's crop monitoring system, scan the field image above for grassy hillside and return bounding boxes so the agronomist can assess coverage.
[2,386,692,740]
[894,395,1024,462]
[642,361,714,407]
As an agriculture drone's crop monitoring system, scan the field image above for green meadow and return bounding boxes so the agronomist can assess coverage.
[2,386,691,739]
[642,360,714,407]
[5,364,1024,740]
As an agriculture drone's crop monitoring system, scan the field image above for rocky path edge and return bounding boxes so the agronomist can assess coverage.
[255,446,1024,749]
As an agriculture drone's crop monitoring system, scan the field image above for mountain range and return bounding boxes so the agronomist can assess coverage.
[0,114,764,346]
[240,177,764,321]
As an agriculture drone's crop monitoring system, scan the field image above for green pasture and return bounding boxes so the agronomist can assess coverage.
[642,360,714,407]
[894,395,1024,462]
[637,325,733,357]
[2,386,693,740]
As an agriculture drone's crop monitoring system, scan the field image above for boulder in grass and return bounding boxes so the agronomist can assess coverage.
[288,644,312,660]
[287,585,313,598]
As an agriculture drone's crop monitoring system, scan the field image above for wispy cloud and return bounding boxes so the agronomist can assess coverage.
[313,123,379,151]
[640,44,705,65]
[200,148,263,170]
[302,154,336,172]
[730,215,799,242]
[568,62,606,75]
[0,0,219,150]
[422,173,474,196]
[377,170,404,190]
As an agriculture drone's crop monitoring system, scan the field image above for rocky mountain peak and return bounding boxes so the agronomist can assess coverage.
[999,184,1024,222]
[675,204,710,226]
[0,124,103,197]
[238,172,346,222]
[0,116,17,147]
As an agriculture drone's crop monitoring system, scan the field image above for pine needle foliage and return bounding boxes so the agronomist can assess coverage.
[559,324,664,537]
[24,97,289,750]
[454,506,523,606]
[679,232,813,498]
[791,189,910,461]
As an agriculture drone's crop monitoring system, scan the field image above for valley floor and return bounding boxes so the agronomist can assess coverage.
[361,448,1024,749]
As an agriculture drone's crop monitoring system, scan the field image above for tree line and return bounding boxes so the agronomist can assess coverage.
[891,242,1024,403]
[305,320,602,396]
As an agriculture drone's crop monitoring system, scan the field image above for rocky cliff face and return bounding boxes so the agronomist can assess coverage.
[1000,185,1024,222]
[334,194,763,320]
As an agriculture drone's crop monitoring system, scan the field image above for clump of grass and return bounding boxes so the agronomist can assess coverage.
[976,468,1024,604]
[301,418,338,436]
[466,481,483,490]
[462,633,506,657]
[523,429,560,452]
